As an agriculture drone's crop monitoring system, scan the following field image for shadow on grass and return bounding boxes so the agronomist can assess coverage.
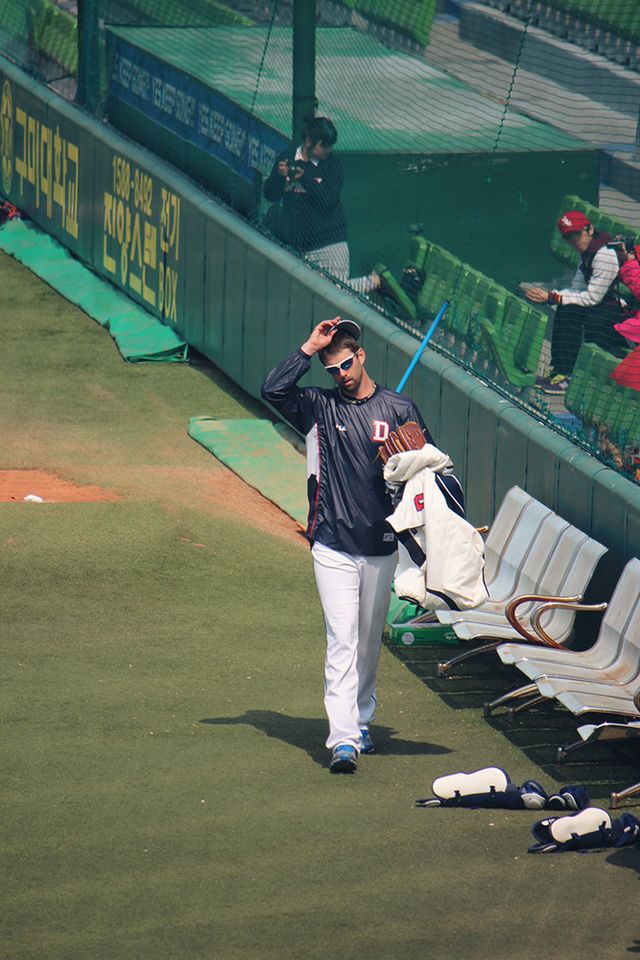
[199,710,452,768]
[604,850,640,957]
[386,640,515,711]
[386,641,640,801]
[606,847,640,882]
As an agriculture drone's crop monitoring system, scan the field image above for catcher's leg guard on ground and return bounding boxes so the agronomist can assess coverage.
[528,808,640,853]
[312,543,396,751]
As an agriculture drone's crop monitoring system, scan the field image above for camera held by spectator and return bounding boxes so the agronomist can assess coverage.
[606,235,637,255]
[285,161,300,182]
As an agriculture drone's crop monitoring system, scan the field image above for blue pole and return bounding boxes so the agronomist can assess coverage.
[395,300,449,393]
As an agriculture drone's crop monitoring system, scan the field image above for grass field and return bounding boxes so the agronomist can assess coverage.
[2,248,639,960]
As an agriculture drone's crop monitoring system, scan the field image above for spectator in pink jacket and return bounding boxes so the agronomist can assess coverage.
[611,240,640,392]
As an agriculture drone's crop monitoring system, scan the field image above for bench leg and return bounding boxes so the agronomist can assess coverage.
[484,683,538,718]
[507,694,548,721]
[556,738,589,762]
[436,640,501,677]
[610,781,640,810]
[559,723,640,762]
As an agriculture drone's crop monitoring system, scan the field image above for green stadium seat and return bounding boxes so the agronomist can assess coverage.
[608,386,639,442]
[374,262,417,321]
[480,295,544,387]
[447,266,479,336]
[592,381,625,430]
[513,305,547,375]
[407,233,431,273]
[596,213,620,239]
[417,245,458,319]
[502,293,529,342]
[399,233,432,321]
[565,342,603,419]
[589,344,620,382]
[468,273,494,346]
[620,394,640,448]
[578,375,603,426]
[483,284,507,329]
[578,345,622,424]
[571,341,602,381]
[605,384,640,448]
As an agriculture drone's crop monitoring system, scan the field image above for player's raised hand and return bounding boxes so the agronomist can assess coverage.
[301,318,342,356]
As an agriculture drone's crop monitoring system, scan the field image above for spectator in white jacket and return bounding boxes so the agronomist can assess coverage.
[524,210,626,394]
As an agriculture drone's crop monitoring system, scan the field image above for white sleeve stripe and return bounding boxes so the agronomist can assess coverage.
[435,474,465,517]
[558,247,620,308]
[306,423,319,479]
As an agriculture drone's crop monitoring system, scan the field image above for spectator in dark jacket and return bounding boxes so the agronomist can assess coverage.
[263,113,378,295]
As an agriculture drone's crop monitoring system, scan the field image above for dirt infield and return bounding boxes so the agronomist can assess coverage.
[0,469,120,503]
[0,463,306,544]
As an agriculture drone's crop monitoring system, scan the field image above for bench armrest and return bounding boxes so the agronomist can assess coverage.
[530,600,608,647]
[505,593,584,647]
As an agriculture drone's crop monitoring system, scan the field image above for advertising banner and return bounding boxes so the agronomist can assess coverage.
[106,31,288,186]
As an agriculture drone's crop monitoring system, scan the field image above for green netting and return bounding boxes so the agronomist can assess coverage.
[488,0,640,44]
[2,0,640,483]
[187,417,309,526]
[0,0,76,79]
[111,0,251,27]
[338,0,438,46]
[0,218,188,362]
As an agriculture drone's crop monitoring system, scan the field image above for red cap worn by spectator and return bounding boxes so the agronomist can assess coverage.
[557,211,591,234]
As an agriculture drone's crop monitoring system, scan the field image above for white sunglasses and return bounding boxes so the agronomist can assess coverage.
[324,351,359,376]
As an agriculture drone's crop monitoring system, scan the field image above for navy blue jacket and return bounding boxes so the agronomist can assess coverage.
[262,350,433,556]
[263,150,348,253]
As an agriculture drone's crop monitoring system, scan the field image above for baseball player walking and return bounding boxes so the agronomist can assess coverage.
[262,318,460,773]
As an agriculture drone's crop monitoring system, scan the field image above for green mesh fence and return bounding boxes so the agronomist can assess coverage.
[1,0,640,485]
[484,1,640,54]
[0,0,77,82]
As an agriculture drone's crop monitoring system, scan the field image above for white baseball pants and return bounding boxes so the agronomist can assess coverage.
[311,542,397,751]
[306,241,377,295]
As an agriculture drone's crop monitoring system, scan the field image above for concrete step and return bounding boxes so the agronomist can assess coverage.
[599,185,640,232]
[457,1,640,117]
[424,13,640,203]
[478,0,640,72]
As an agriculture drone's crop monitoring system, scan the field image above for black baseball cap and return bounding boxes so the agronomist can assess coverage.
[331,318,361,340]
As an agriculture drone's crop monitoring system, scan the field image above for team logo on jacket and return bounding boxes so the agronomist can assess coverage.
[371,420,390,442]
[414,493,424,512]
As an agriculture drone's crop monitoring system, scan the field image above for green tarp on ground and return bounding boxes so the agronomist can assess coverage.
[188,417,309,527]
[0,217,188,362]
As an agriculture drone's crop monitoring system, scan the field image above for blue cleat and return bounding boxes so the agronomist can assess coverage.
[330,744,358,774]
[359,727,375,754]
